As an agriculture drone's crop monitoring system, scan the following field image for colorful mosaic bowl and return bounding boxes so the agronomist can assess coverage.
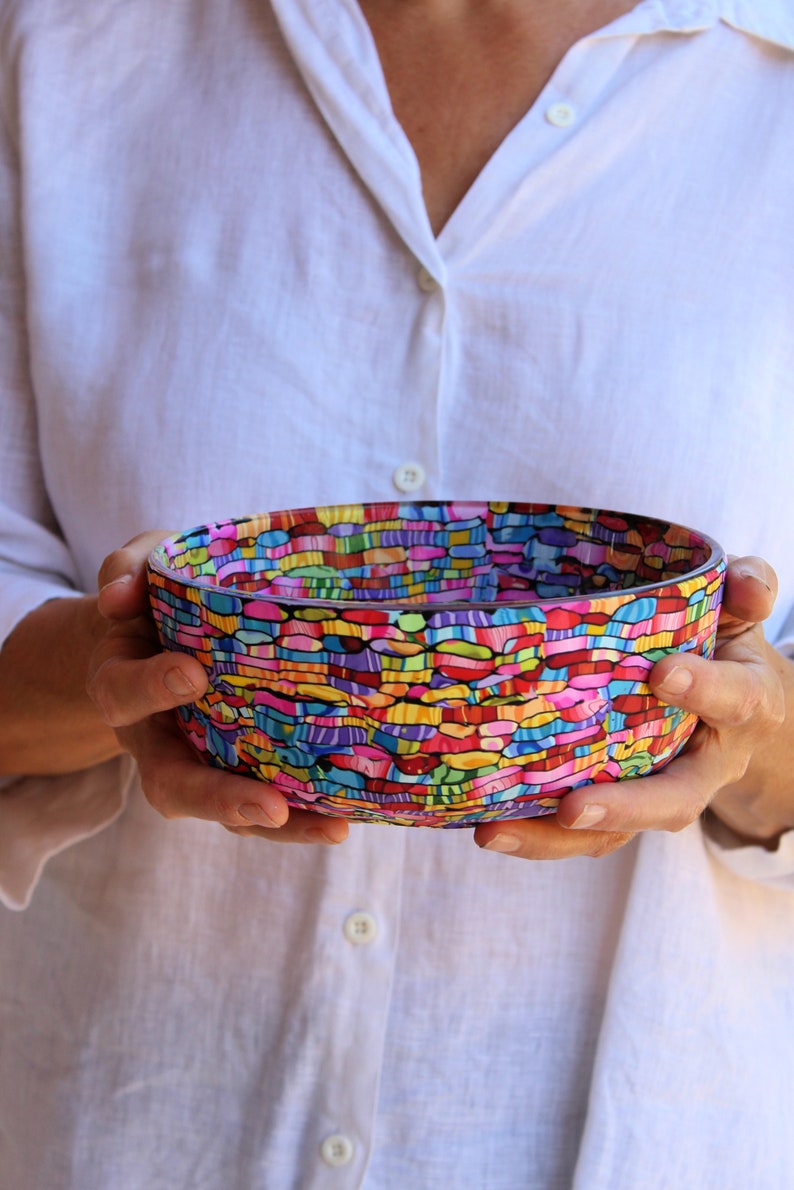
[147,502,725,826]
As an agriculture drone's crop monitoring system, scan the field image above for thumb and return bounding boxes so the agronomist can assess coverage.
[719,555,777,634]
[97,529,176,621]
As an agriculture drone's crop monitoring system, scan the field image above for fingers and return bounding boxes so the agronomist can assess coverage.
[553,625,784,838]
[549,630,784,841]
[125,713,286,826]
[87,620,210,727]
[117,714,348,844]
[91,527,210,727]
[97,529,175,620]
[94,662,349,844]
[650,625,784,737]
[475,593,788,858]
[720,555,778,630]
[223,807,350,845]
[473,732,721,855]
[553,734,715,836]
[474,814,635,860]
[90,529,352,845]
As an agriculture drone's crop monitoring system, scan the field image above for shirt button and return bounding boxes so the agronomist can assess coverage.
[545,102,576,128]
[320,1134,355,1168]
[416,265,439,293]
[392,461,426,493]
[343,911,378,946]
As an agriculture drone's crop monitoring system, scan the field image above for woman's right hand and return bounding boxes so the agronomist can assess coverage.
[87,532,349,845]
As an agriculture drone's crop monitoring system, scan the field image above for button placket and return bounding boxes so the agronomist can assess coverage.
[305,828,406,1184]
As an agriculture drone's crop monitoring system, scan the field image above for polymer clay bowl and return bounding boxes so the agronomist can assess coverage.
[147,502,726,826]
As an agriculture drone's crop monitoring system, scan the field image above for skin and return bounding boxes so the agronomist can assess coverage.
[1,0,791,854]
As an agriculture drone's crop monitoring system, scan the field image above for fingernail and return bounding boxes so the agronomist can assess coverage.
[568,804,607,829]
[239,803,280,829]
[164,666,200,697]
[658,665,693,696]
[736,567,773,593]
[480,834,521,853]
[97,574,134,614]
[305,825,344,845]
[100,574,133,594]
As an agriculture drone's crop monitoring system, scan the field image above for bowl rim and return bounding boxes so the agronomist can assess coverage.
[146,501,726,612]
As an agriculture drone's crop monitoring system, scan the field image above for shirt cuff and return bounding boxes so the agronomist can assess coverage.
[703,813,794,891]
[0,756,135,910]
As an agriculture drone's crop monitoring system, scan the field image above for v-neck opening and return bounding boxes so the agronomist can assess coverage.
[433,0,720,249]
[271,0,721,262]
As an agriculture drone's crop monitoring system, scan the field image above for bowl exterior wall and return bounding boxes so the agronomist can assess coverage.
[148,528,726,825]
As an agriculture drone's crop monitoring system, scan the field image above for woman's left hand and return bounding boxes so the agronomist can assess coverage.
[473,556,791,860]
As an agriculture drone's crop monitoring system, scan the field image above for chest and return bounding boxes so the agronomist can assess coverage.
[357,0,638,233]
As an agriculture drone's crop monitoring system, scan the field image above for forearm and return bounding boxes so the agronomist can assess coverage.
[0,595,122,775]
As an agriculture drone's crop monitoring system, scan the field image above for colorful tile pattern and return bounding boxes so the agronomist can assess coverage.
[147,502,726,825]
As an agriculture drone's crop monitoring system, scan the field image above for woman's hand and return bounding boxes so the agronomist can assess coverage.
[473,556,791,860]
[87,532,349,845]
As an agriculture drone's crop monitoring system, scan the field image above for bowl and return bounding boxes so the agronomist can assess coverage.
[146,501,726,826]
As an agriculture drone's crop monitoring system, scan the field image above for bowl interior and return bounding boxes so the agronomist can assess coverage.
[151,502,720,607]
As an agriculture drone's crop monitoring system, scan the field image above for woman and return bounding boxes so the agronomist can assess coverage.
[1,1,792,1185]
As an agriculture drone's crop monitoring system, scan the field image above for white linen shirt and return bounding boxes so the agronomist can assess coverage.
[1,1,794,1187]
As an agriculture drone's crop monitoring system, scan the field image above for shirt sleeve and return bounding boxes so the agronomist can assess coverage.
[0,759,135,911]
[0,41,127,912]
[0,39,82,644]
[703,814,794,892]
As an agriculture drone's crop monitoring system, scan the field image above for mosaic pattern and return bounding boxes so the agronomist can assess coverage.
[147,503,726,826]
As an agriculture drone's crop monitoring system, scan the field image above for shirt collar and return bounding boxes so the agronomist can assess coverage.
[595,0,794,50]
[718,0,794,51]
